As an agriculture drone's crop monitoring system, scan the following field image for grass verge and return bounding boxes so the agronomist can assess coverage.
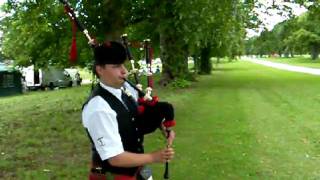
[2,61,320,179]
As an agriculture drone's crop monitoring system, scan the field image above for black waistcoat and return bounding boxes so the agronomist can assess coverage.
[83,84,144,176]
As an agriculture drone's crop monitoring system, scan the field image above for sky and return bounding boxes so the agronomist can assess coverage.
[247,1,307,37]
[0,0,4,40]
[0,0,5,18]
[0,0,4,38]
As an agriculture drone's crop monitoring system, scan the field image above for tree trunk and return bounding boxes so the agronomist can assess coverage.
[284,52,289,58]
[192,55,199,74]
[159,31,188,86]
[158,1,189,86]
[311,45,319,60]
[290,51,294,58]
[198,45,212,74]
[217,57,220,64]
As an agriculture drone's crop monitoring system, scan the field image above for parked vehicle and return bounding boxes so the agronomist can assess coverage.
[64,68,82,86]
[21,65,73,90]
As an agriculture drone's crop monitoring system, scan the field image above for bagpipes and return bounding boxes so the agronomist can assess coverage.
[121,35,176,134]
[59,0,175,179]
[121,35,175,179]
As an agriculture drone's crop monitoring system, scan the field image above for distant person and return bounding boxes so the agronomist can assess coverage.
[75,72,82,86]
[21,75,27,92]
[155,65,160,74]
[82,41,175,180]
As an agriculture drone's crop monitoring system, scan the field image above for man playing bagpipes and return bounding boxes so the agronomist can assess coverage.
[82,41,175,180]
[58,1,177,179]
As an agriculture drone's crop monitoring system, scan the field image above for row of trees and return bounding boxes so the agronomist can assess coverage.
[245,3,320,60]
[0,0,317,84]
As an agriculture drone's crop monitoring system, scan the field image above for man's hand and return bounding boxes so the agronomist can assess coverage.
[160,124,176,147]
[151,147,175,163]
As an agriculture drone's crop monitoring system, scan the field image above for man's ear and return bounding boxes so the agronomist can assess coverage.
[95,65,102,77]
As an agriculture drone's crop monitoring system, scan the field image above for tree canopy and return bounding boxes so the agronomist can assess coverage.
[0,0,317,83]
[245,1,320,60]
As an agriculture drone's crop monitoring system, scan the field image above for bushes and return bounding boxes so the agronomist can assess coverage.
[169,78,192,88]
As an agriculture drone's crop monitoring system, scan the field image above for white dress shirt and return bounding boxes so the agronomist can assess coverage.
[82,81,138,161]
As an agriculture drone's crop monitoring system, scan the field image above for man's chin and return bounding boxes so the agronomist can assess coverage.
[118,79,125,86]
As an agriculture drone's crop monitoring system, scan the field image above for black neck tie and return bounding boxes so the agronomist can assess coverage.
[121,91,130,110]
[121,90,138,113]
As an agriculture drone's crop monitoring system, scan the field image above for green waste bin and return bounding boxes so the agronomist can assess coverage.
[0,71,23,97]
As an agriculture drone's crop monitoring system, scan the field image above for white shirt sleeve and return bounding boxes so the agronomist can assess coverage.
[82,96,124,161]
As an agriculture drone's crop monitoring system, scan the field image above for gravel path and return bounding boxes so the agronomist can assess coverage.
[244,57,320,76]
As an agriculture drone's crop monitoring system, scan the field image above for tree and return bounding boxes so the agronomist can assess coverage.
[177,0,253,74]
[245,1,320,59]
[0,0,129,68]
[1,0,69,67]
[2,0,316,85]
[288,29,320,59]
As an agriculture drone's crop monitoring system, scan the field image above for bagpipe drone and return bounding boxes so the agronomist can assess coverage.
[120,35,176,134]
[59,0,175,179]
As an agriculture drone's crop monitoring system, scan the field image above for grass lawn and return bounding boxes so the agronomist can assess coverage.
[260,56,320,68]
[2,60,320,179]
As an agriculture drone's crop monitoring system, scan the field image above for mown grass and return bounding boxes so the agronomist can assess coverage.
[0,86,91,179]
[2,60,320,179]
[261,56,320,68]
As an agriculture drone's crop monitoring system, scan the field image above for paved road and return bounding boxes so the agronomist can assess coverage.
[244,57,320,76]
